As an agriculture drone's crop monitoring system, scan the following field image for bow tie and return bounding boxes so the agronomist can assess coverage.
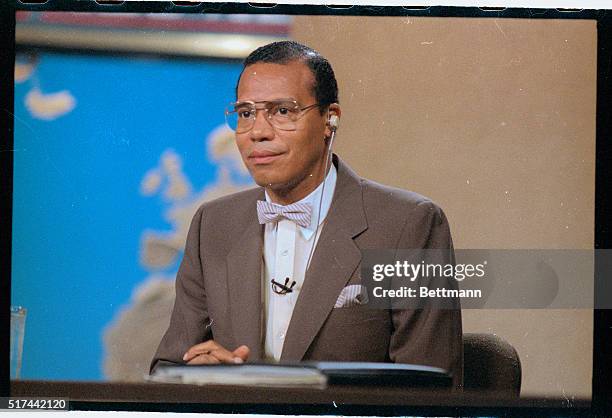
[257,200,312,228]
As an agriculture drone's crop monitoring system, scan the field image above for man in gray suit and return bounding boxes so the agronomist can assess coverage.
[151,41,463,388]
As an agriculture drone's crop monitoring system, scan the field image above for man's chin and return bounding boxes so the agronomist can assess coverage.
[253,177,284,189]
[249,166,288,188]
[252,175,299,195]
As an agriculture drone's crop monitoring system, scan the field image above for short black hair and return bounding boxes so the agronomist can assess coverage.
[236,41,339,114]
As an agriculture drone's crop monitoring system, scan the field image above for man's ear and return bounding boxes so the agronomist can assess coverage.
[324,103,342,140]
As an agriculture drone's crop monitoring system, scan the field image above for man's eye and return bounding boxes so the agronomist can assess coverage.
[273,106,295,117]
[237,110,253,119]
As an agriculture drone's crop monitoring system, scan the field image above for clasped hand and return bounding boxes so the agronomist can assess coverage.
[183,340,250,365]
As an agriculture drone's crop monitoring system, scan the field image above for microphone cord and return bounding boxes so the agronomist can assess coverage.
[304,127,336,272]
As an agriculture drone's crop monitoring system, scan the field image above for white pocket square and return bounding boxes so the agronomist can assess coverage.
[334,284,369,308]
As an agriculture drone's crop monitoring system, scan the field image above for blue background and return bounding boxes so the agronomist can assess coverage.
[12,51,243,380]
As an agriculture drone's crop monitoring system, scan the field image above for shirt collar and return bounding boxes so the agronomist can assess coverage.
[264,164,337,241]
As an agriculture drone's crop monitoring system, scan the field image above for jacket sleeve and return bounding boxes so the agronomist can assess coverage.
[388,201,464,390]
[149,205,213,374]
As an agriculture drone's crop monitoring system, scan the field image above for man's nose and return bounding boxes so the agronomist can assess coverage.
[249,110,274,141]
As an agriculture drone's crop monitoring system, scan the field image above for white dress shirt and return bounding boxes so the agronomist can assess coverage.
[262,165,337,361]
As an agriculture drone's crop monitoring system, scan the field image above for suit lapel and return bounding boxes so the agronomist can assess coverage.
[226,190,265,360]
[281,157,368,361]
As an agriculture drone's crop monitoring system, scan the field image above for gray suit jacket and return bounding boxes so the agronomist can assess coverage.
[151,155,463,388]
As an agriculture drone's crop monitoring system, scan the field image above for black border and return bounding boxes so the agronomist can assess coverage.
[594,10,612,416]
[0,0,15,401]
[2,2,611,416]
[5,1,612,17]
[69,400,594,416]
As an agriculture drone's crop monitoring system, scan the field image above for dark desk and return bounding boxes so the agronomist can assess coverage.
[11,380,590,414]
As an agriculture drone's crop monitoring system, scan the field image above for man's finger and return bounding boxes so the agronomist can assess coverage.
[183,340,220,361]
[186,354,221,365]
[208,348,243,364]
[232,345,250,361]
[183,341,246,363]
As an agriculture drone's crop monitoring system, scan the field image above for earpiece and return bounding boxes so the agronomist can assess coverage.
[328,115,339,131]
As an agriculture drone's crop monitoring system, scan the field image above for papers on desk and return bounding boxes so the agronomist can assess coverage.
[310,362,452,387]
[148,364,327,388]
[148,362,452,389]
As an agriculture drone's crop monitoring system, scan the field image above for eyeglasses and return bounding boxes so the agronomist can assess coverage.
[225,99,320,134]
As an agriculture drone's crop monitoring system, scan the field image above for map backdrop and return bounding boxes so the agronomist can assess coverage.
[12,50,254,380]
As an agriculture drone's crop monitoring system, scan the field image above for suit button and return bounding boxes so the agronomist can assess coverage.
[281,250,288,256]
